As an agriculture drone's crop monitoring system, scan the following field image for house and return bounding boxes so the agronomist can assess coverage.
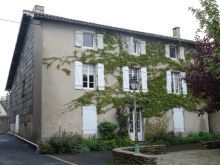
[6,5,209,142]
[0,102,7,117]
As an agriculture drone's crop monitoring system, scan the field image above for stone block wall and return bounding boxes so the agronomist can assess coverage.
[112,145,166,165]
[0,117,9,134]
[202,141,220,149]
[9,24,34,141]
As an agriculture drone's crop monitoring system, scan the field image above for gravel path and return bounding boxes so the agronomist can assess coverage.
[157,149,220,165]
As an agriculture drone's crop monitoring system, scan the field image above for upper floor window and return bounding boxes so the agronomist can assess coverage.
[171,72,181,94]
[127,37,146,55]
[75,31,103,49]
[83,64,95,89]
[165,45,185,60]
[129,68,140,90]
[75,61,105,90]
[133,40,141,54]
[166,70,187,95]
[123,66,148,92]
[83,32,94,48]
[169,46,177,58]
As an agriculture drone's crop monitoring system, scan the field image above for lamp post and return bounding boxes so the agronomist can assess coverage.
[130,78,139,154]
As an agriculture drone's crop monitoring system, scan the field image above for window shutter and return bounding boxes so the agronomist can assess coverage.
[166,70,172,93]
[140,41,146,54]
[75,31,83,47]
[181,72,187,95]
[173,108,184,133]
[75,61,83,89]
[165,45,170,57]
[141,67,148,92]
[15,115,19,133]
[179,47,185,60]
[123,66,129,91]
[83,105,97,134]
[97,34,104,49]
[97,63,105,90]
[127,37,134,53]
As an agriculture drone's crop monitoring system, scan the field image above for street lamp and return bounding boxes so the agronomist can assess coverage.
[130,78,139,154]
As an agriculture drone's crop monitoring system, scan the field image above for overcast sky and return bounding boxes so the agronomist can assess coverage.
[0,0,219,96]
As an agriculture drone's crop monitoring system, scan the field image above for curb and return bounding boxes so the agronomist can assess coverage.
[8,131,39,149]
[8,131,77,165]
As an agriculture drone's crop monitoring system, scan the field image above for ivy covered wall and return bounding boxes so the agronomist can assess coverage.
[43,32,199,117]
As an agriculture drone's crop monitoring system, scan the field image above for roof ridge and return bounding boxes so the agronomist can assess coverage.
[32,11,194,43]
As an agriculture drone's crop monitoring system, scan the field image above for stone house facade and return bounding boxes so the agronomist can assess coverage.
[6,6,210,142]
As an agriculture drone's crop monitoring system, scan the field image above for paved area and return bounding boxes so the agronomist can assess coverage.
[2,134,220,165]
[0,134,68,165]
[158,147,220,165]
[55,151,119,165]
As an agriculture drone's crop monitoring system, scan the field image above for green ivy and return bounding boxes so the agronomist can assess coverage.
[42,33,199,117]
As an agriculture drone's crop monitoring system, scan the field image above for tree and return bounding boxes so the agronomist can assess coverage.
[185,0,220,114]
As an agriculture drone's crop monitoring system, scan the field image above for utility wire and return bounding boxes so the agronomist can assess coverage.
[0,18,20,24]
[0,18,40,25]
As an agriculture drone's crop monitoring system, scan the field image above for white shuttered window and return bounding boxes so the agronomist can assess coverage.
[83,105,97,134]
[123,66,129,91]
[97,34,104,49]
[141,67,148,92]
[75,61,83,89]
[75,61,105,90]
[97,63,105,90]
[173,108,184,133]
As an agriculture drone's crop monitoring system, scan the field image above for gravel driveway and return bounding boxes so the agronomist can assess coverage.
[157,149,220,165]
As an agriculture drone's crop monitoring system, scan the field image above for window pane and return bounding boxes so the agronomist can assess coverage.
[171,72,180,93]
[129,109,133,132]
[89,75,94,82]
[129,68,139,90]
[89,83,94,88]
[170,46,176,58]
[83,33,93,47]
[83,82,87,87]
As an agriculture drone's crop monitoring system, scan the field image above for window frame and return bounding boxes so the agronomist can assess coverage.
[82,63,95,89]
[133,40,141,54]
[171,71,181,94]
[82,31,95,49]
[169,45,178,59]
[129,67,140,91]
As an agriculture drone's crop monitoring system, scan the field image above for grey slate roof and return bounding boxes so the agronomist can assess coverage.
[5,10,194,91]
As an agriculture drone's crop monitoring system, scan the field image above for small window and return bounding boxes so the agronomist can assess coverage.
[83,64,95,89]
[171,72,181,94]
[22,80,25,97]
[170,46,177,58]
[133,41,141,54]
[129,68,140,90]
[83,32,94,48]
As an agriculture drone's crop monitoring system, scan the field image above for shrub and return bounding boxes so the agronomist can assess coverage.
[38,140,54,154]
[46,129,89,154]
[98,121,117,139]
[84,136,107,151]
[145,118,168,141]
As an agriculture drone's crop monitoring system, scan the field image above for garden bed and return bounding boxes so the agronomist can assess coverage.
[112,145,166,165]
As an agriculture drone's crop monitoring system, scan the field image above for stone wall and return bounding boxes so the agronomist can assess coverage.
[8,24,34,141]
[112,145,166,165]
[201,141,220,149]
[0,117,9,134]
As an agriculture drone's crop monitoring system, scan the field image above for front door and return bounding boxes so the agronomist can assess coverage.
[129,107,143,141]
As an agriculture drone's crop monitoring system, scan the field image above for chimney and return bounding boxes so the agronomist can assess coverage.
[32,5,44,13]
[173,27,180,38]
